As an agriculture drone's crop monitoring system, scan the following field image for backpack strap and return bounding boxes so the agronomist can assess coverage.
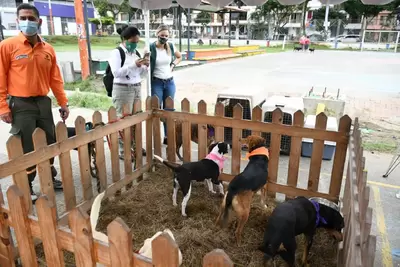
[169,42,175,63]
[150,42,157,79]
[135,50,141,58]
[117,46,126,67]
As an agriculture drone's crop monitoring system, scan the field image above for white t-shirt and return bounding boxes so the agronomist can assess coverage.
[153,43,175,80]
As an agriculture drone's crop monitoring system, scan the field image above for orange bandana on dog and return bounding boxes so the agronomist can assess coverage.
[246,147,269,160]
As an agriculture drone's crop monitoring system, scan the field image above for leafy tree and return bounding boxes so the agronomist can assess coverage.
[312,7,347,35]
[194,11,212,37]
[93,0,133,32]
[300,0,311,36]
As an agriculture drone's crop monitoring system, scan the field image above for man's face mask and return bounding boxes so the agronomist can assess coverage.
[19,20,39,36]
[125,41,137,53]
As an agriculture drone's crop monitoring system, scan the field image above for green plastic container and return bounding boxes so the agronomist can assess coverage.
[91,60,108,72]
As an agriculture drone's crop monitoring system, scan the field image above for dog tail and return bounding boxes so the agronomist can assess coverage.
[221,190,234,226]
[154,155,183,172]
[90,192,109,244]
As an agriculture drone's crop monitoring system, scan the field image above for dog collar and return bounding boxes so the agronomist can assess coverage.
[206,153,226,171]
[310,200,328,226]
[246,147,269,160]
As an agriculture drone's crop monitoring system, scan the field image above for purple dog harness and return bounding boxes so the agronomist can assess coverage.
[310,200,327,226]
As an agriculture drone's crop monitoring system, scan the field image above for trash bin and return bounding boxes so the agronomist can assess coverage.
[91,59,108,72]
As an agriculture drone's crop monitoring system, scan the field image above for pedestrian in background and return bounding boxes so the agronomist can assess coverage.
[304,35,311,52]
[299,35,306,51]
[108,25,149,160]
[149,24,182,145]
[0,3,69,201]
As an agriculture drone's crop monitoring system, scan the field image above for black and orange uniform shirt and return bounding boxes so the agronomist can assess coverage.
[0,32,68,115]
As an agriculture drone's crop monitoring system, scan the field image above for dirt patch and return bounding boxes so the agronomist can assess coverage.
[95,165,339,267]
[359,121,399,153]
[35,244,75,267]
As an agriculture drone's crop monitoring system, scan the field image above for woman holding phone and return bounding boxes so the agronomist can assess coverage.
[108,25,149,159]
[149,24,182,144]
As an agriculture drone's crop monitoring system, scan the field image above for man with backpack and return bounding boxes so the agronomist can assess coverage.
[103,25,148,160]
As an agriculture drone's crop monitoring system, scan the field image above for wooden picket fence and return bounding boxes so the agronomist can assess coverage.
[337,118,376,267]
[0,96,372,266]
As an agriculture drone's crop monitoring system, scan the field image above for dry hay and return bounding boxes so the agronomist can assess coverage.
[96,165,339,267]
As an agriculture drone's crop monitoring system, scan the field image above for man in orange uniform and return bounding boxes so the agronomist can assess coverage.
[0,4,69,201]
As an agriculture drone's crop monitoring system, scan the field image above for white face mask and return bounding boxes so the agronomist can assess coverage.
[19,20,39,36]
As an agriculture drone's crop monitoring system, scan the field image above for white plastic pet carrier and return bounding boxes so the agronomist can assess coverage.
[216,89,266,144]
[262,95,304,154]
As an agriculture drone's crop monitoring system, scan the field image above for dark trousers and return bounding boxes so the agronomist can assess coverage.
[9,96,56,188]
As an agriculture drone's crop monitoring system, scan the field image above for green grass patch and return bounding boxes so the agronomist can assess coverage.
[64,76,106,94]
[362,140,397,153]
[51,92,112,111]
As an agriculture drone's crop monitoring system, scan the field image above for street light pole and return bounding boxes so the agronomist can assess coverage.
[0,9,4,41]
[48,0,55,35]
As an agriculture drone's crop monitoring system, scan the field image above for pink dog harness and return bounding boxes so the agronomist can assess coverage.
[206,152,226,172]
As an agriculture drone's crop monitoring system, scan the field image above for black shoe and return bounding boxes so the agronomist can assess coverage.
[51,166,58,178]
[53,179,63,190]
[30,188,38,202]
[163,137,168,145]
[142,148,147,156]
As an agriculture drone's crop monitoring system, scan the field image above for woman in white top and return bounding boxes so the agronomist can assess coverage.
[109,25,148,159]
[149,24,182,144]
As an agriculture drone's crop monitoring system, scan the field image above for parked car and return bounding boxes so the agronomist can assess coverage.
[217,31,247,39]
[181,30,198,39]
[327,35,360,43]
[327,35,344,42]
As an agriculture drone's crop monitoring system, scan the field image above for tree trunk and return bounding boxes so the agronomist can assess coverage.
[360,15,367,41]
[301,0,310,36]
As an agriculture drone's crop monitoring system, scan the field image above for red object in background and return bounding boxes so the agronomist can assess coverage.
[74,0,90,80]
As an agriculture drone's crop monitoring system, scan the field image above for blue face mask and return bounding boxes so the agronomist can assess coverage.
[19,20,39,36]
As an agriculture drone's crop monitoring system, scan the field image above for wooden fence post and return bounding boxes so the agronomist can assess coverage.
[214,102,224,142]
[92,111,108,192]
[32,128,57,207]
[7,185,38,267]
[55,122,77,210]
[181,98,192,162]
[268,108,282,198]
[69,207,96,267]
[165,97,176,162]
[152,96,162,158]
[108,107,121,196]
[152,232,180,267]
[146,96,154,171]
[198,100,208,160]
[0,186,15,267]
[251,106,262,136]
[307,112,327,192]
[107,217,133,267]
[133,99,143,182]
[36,196,65,267]
[75,116,93,200]
[122,104,133,188]
[231,104,242,175]
[203,249,233,267]
[286,110,304,200]
[6,136,32,213]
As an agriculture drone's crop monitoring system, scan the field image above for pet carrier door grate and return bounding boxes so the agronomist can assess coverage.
[262,112,293,154]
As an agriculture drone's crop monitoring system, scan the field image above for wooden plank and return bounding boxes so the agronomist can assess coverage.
[32,128,57,206]
[145,97,154,170]
[286,111,304,200]
[231,104,242,175]
[75,116,94,200]
[36,196,65,267]
[251,106,262,136]
[329,115,352,198]
[134,99,144,181]
[214,102,224,142]
[165,97,176,162]
[6,136,32,213]
[107,218,133,267]
[0,111,151,179]
[203,249,233,267]
[7,185,38,267]
[69,208,96,267]
[108,107,121,196]
[198,100,208,160]
[155,110,348,143]
[268,109,282,198]
[364,235,377,267]
[152,96,162,157]
[92,111,107,192]
[152,233,180,267]
[307,113,327,192]
[181,98,192,162]
[122,104,133,179]
[0,186,15,267]
[56,122,77,210]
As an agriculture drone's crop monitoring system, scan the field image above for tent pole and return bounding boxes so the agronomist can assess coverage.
[143,0,151,97]
[178,5,182,52]
[187,8,191,55]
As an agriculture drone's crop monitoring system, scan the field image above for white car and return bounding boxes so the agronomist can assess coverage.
[327,35,360,43]
[217,31,247,39]
[327,35,344,42]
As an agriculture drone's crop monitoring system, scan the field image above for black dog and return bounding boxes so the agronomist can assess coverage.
[258,196,344,267]
[294,46,302,51]
[309,48,315,53]
[154,142,229,217]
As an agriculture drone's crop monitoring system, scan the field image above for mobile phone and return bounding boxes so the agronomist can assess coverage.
[143,52,150,58]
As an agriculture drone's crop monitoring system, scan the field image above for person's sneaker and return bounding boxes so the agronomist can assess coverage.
[51,166,58,178]
[53,179,63,190]
[163,137,168,145]
[30,188,38,202]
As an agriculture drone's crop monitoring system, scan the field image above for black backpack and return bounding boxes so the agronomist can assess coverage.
[103,47,141,97]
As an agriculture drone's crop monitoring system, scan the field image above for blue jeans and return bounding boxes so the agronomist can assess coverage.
[151,77,176,137]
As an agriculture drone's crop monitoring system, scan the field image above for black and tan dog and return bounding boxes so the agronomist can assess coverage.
[216,135,269,245]
[258,196,344,267]
[154,142,229,217]
[309,48,315,53]
[294,46,303,51]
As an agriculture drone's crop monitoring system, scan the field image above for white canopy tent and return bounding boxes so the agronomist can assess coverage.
[106,0,398,95]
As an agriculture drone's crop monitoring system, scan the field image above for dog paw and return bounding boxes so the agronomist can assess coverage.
[210,190,216,194]
[173,202,178,207]
[182,213,187,217]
